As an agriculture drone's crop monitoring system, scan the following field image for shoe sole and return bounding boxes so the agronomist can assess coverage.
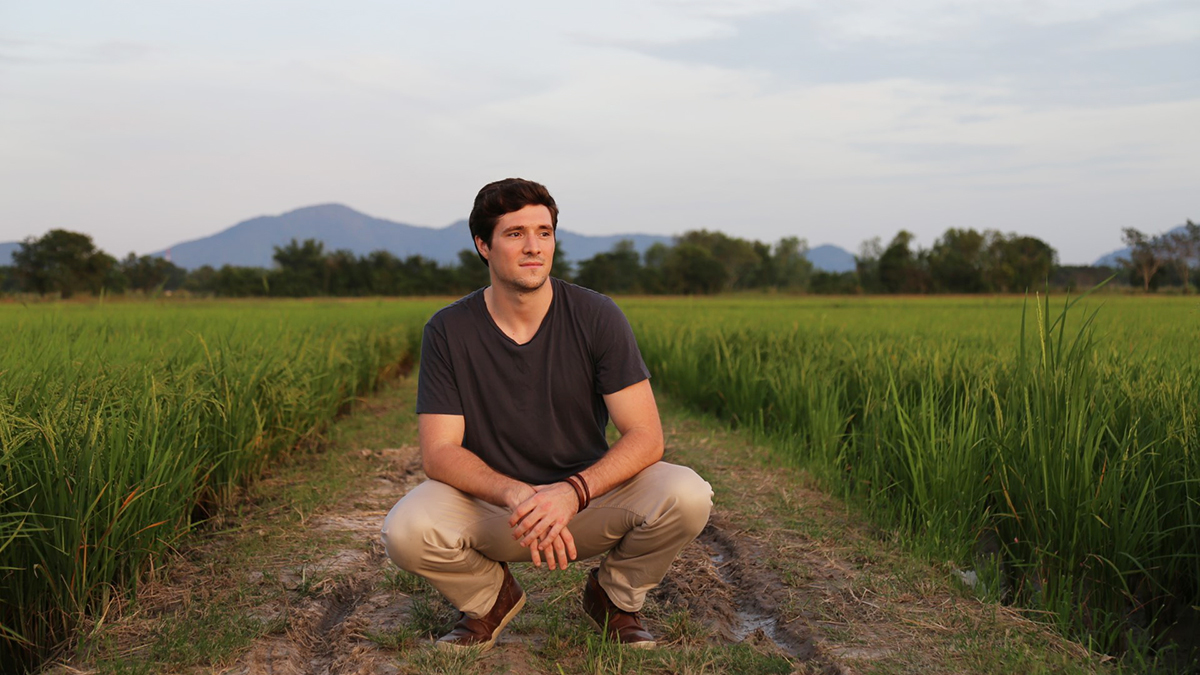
[436,592,527,653]
[584,613,657,649]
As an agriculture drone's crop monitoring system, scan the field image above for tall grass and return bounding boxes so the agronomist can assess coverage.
[0,299,438,672]
[626,295,1200,654]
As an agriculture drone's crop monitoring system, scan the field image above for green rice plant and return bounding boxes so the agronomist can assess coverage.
[0,299,439,672]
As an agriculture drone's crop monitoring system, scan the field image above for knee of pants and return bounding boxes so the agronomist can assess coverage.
[659,465,714,536]
[380,500,441,573]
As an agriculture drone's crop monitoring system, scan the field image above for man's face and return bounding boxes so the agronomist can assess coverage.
[476,204,555,293]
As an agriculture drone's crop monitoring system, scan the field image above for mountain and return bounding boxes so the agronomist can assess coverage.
[0,242,19,265]
[1093,223,1193,267]
[152,204,676,269]
[807,244,856,273]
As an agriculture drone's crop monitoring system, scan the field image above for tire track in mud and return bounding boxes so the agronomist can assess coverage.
[653,517,843,674]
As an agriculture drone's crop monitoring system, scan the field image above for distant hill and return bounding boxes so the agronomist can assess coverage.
[0,241,18,265]
[152,204,675,270]
[808,244,856,273]
[1093,223,1192,267]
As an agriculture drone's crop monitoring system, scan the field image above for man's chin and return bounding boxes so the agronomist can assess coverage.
[503,273,550,293]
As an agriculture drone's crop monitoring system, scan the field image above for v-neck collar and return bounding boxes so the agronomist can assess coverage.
[478,278,557,347]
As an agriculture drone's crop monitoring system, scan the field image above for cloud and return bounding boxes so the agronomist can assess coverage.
[614,0,1200,107]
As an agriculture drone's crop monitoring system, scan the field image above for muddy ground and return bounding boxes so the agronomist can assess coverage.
[48,376,1106,675]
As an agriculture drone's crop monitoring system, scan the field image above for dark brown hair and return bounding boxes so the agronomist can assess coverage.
[468,178,559,266]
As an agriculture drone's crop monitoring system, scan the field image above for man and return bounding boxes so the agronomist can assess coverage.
[380,178,712,651]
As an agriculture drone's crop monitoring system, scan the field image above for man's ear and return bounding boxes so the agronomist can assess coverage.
[474,236,490,262]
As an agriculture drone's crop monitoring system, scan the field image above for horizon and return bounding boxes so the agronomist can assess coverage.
[0,200,1185,267]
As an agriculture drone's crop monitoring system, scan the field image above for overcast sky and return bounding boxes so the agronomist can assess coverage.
[2,0,1197,264]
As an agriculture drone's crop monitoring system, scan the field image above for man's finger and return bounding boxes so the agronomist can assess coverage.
[561,527,578,560]
[508,496,541,528]
[529,540,543,567]
[518,515,550,547]
[539,522,563,549]
[551,535,569,570]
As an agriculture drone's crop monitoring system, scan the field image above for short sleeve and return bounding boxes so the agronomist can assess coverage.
[416,318,463,415]
[592,297,651,395]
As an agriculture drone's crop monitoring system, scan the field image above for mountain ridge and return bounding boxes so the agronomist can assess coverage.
[148,203,859,272]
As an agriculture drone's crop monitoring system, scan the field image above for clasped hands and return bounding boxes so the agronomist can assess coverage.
[506,481,580,571]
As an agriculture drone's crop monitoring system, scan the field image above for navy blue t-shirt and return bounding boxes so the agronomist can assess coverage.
[416,277,651,484]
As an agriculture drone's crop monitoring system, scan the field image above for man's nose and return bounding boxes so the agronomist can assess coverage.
[524,234,542,254]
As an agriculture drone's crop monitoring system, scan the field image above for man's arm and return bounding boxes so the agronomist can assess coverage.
[419,413,534,510]
[509,378,664,550]
[580,378,664,496]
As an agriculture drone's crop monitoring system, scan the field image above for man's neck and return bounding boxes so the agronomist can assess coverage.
[483,278,554,345]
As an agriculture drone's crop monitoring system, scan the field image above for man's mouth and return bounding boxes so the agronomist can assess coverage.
[519,260,544,267]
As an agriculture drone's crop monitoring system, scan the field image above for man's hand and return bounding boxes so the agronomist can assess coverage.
[509,482,579,570]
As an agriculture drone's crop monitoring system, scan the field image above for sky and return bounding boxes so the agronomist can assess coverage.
[2,0,1197,265]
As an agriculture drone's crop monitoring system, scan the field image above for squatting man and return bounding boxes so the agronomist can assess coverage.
[380,178,713,650]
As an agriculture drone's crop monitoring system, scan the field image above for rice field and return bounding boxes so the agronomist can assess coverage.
[2,293,1196,670]
[624,294,1200,654]
[0,299,440,671]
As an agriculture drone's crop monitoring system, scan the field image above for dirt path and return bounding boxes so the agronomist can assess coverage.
[49,375,1107,675]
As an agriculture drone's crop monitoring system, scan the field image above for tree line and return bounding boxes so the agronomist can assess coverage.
[1,222,1196,298]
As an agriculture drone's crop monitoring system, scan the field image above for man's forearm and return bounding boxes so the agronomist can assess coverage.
[423,442,531,509]
[574,425,663,499]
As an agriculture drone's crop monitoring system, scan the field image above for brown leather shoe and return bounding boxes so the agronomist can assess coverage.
[436,562,526,651]
[582,568,656,648]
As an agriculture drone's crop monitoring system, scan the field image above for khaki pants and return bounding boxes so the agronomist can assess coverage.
[380,462,712,618]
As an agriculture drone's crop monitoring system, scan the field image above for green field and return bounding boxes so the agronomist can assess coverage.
[2,294,1197,670]
[624,294,1200,655]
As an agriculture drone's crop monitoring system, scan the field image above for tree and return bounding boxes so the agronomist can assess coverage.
[120,253,186,293]
[675,230,762,291]
[1121,228,1169,292]
[639,242,670,293]
[575,240,641,294]
[271,238,328,296]
[771,237,812,291]
[928,228,989,293]
[183,265,218,295]
[878,231,929,293]
[987,234,1056,293]
[663,242,727,294]
[552,242,573,282]
[214,265,269,297]
[1165,220,1199,293]
[455,249,491,291]
[855,237,885,293]
[12,229,117,297]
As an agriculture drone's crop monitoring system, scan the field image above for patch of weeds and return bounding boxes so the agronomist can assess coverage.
[381,568,426,595]
[582,631,634,674]
[94,604,264,672]
[363,624,420,651]
[532,620,585,665]
[659,609,709,646]
[406,645,485,674]
[648,643,793,675]
[294,565,322,598]
[95,654,154,675]
[409,593,458,639]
